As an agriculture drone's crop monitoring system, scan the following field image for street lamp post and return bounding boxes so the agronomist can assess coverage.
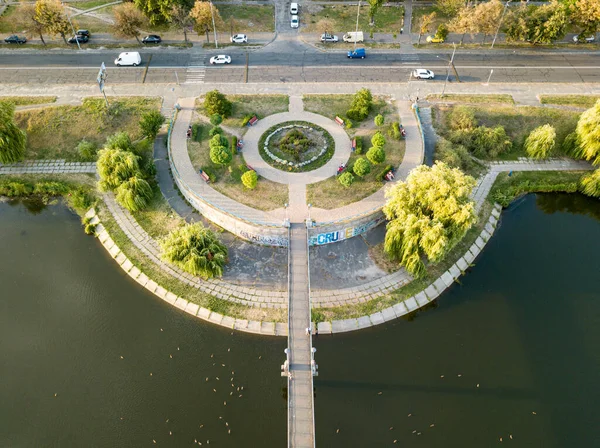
[210,1,218,49]
[437,43,458,98]
[62,2,81,50]
[354,0,361,50]
[491,0,510,49]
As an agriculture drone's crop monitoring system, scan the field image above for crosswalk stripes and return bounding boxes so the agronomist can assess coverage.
[185,53,206,84]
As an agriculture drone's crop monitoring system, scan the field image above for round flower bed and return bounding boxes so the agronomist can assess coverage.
[258,121,334,172]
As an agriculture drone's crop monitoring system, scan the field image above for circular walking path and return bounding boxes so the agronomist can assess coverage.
[242,96,352,185]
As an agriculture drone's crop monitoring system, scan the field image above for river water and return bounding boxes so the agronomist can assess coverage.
[1,194,599,447]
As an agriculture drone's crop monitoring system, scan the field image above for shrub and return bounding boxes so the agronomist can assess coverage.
[34,182,69,196]
[209,126,223,137]
[0,102,26,164]
[160,222,228,279]
[376,164,394,181]
[371,131,386,148]
[435,138,473,172]
[338,171,354,187]
[191,123,202,141]
[210,145,232,165]
[139,110,165,140]
[388,122,401,140]
[241,114,255,127]
[241,169,258,189]
[82,216,97,235]
[96,148,142,191]
[346,88,373,122]
[209,133,229,150]
[353,157,371,177]
[374,114,384,126]
[579,169,600,198]
[562,131,580,157]
[345,118,353,129]
[525,124,556,159]
[435,23,449,40]
[367,146,386,164]
[1,181,33,196]
[200,166,217,182]
[115,176,153,212]
[231,135,238,154]
[447,106,477,132]
[210,113,223,126]
[204,90,232,118]
[105,131,134,152]
[69,188,93,210]
[77,139,98,161]
[575,100,600,166]
[355,136,363,154]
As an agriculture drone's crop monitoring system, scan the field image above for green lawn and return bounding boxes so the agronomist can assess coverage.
[427,94,515,105]
[539,95,600,108]
[187,122,288,211]
[68,0,115,11]
[0,6,20,33]
[131,187,184,240]
[217,4,275,33]
[302,5,404,34]
[307,130,405,209]
[197,94,289,128]
[1,96,57,106]
[433,104,581,159]
[14,97,161,161]
[411,5,450,36]
[302,94,393,124]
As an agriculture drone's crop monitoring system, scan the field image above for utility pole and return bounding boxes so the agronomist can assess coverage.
[437,43,459,97]
[491,0,510,49]
[354,0,361,50]
[210,1,218,49]
[62,1,81,50]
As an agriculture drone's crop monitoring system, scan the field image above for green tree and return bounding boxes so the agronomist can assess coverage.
[525,124,556,159]
[470,125,512,158]
[210,113,222,126]
[96,147,141,191]
[112,3,146,44]
[447,105,477,131]
[371,131,386,148]
[160,222,228,279]
[170,4,193,42]
[436,0,464,17]
[435,138,473,172]
[353,157,371,177]
[528,0,569,44]
[570,0,600,38]
[505,3,529,42]
[366,146,386,164]
[417,11,436,46]
[106,131,134,152]
[0,102,27,164]
[374,114,384,126]
[210,145,232,165]
[346,88,372,121]
[241,169,258,189]
[134,0,176,25]
[190,0,223,43]
[580,169,600,198]
[16,4,47,45]
[77,139,97,161]
[139,110,165,140]
[449,5,477,45]
[473,0,504,44]
[434,23,449,41]
[367,0,384,25]
[575,100,600,165]
[204,90,232,118]
[338,171,355,187]
[35,0,72,44]
[383,162,477,278]
[115,175,153,211]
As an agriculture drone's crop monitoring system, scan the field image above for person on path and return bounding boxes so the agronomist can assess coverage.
[400,27,403,35]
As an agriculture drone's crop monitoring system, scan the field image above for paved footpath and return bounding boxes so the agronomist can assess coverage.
[0,160,96,175]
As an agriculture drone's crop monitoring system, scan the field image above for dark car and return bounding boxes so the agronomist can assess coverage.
[76,29,90,37]
[4,35,27,44]
[142,35,162,44]
[68,35,89,44]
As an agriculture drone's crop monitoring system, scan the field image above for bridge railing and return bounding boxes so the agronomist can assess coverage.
[287,225,292,447]
[306,222,316,448]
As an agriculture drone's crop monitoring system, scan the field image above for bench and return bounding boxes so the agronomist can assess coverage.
[335,116,344,126]
[247,115,258,126]
[199,169,210,183]
[351,138,356,152]
[236,139,244,151]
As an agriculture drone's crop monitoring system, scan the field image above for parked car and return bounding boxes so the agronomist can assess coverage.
[230,34,248,43]
[4,35,27,44]
[291,15,299,28]
[209,55,231,65]
[114,52,141,66]
[320,33,338,43]
[68,35,89,44]
[412,69,435,79]
[142,35,162,44]
[290,2,298,14]
[342,31,364,43]
[347,48,366,59]
[573,34,595,43]
[76,29,90,37]
[426,35,444,43]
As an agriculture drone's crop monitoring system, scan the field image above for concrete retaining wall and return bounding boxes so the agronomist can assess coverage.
[308,210,386,246]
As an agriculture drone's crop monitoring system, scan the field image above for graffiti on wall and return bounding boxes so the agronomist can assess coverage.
[309,214,386,246]
[238,230,288,247]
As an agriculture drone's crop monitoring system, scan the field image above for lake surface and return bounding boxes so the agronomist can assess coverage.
[1,194,599,447]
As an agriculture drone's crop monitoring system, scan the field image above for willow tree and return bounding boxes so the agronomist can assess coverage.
[383,162,477,278]
[115,175,153,211]
[160,222,228,279]
[575,100,600,166]
[97,147,141,191]
[580,169,600,198]
[0,102,26,164]
[525,124,556,159]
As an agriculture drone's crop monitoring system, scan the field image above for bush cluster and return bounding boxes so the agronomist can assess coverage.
[204,90,232,118]
[338,171,354,187]
[209,133,232,165]
[241,169,258,189]
[353,157,371,177]
[346,88,373,122]
[0,178,93,212]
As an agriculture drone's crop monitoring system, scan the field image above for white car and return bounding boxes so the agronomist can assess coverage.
[209,55,232,65]
[290,2,298,14]
[412,69,435,79]
[320,33,338,43]
[573,34,595,43]
[230,34,247,44]
[291,15,299,29]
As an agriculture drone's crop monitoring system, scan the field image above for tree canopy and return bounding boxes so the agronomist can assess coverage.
[35,0,72,44]
[383,162,477,278]
[575,100,600,166]
[190,0,223,42]
[16,4,47,45]
[0,102,27,164]
[160,222,228,279]
[113,3,147,44]
[525,124,556,159]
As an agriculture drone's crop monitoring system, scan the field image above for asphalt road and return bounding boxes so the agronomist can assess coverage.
[0,47,598,84]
